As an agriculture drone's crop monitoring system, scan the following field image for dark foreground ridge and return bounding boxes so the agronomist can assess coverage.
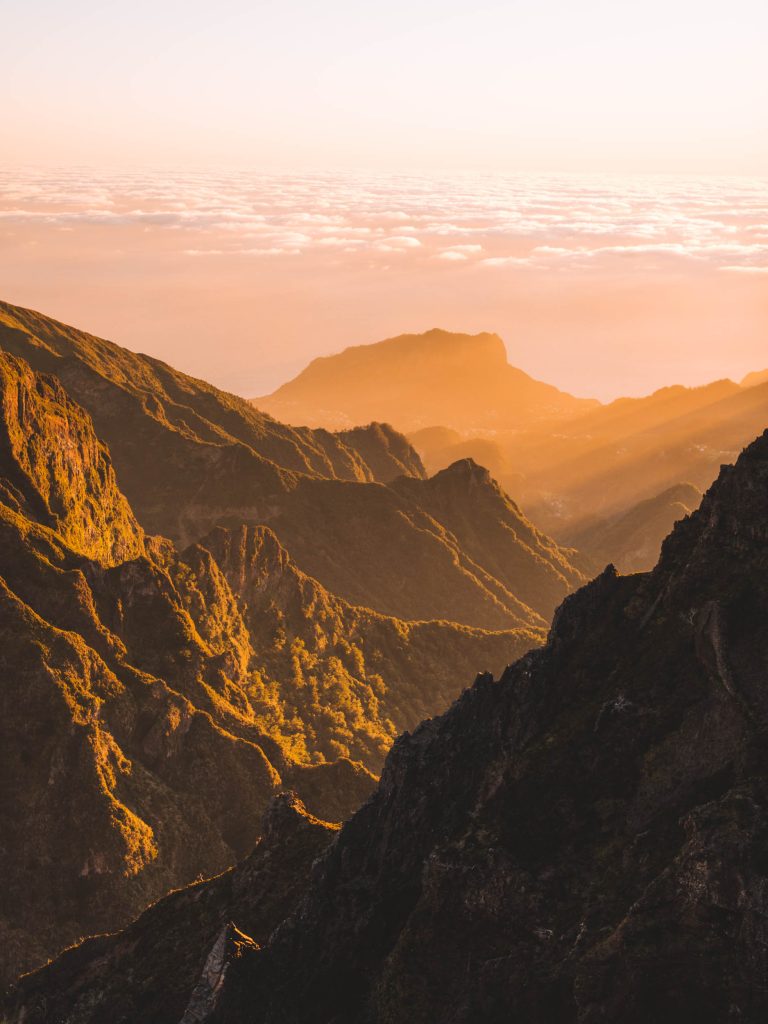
[8,428,768,1021]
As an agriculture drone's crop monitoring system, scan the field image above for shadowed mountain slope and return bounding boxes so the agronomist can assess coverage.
[3,795,336,1024]
[254,328,596,432]
[13,428,768,1022]
[0,352,537,987]
[560,482,704,574]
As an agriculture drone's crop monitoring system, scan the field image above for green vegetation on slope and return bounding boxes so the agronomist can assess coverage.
[0,350,537,986]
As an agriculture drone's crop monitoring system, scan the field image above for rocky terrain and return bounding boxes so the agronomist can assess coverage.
[0,350,538,987]
[12,426,768,1021]
[0,302,585,632]
[2,794,336,1024]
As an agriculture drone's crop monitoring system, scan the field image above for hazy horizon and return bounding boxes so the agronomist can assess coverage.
[2,166,766,403]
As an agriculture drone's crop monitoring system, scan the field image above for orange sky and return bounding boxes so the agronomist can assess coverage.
[3,1,766,174]
[1,169,766,400]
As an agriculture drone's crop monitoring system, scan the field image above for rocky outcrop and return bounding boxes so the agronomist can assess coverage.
[2,795,335,1024]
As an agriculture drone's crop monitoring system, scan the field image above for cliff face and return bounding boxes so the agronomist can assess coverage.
[193,428,768,1023]
[11,430,768,1021]
[0,351,144,566]
[0,352,534,988]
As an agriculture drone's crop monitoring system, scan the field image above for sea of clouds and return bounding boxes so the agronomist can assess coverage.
[1,168,766,275]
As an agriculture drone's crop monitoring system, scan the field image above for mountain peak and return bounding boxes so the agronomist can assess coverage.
[255,328,594,432]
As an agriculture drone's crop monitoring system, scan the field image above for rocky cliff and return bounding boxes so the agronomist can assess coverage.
[208,426,767,1023]
[22,427,768,1021]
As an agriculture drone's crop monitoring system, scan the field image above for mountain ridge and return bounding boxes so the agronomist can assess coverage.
[0,302,583,633]
[11,427,768,1021]
[254,327,597,432]
[0,349,538,987]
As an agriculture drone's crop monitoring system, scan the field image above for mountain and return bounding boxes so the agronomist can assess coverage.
[17,427,768,1021]
[391,459,588,617]
[511,377,768,530]
[561,482,703,574]
[335,422,426,481]
[409,380,763,533]
[0,303,583,632]
[742,368,768,388]
[0,301,426,545]
[254,328,597,432]
[3,794,336,1024]
[256,463,586,631]
[408,425,526,497]
[0,351,538,987]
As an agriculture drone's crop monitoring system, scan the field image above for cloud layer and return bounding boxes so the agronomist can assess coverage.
[1,168,766,274]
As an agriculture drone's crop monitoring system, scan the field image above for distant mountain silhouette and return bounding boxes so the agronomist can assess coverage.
[515,379,768,531]
[254,328,596,431]
[742,368,768,388]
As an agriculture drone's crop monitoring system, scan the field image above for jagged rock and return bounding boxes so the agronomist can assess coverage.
[2,794,335,1024]
[184,428,768,1023]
